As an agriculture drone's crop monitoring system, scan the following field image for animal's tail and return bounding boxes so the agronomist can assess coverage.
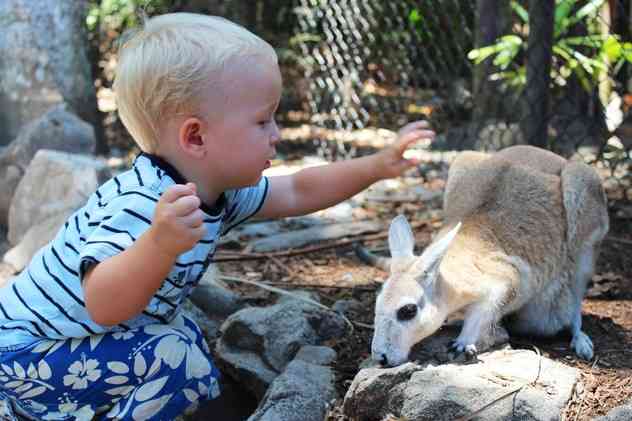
[353,243,391,272]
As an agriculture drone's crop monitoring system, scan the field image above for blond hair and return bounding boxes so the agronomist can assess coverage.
[113,13,276,153]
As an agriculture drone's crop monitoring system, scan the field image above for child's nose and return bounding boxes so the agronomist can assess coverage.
[270,121,281,145]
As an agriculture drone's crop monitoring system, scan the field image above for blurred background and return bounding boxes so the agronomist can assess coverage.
[2,0,629,205]
[76,0,632,211]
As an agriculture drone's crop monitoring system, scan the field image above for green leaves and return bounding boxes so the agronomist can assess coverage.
[468,35,523,69]
[467,0,631,93]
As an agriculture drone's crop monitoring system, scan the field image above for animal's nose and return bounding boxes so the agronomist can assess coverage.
[379,353,388,366]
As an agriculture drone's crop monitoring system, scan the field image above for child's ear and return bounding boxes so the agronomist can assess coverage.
[178,117,206,157]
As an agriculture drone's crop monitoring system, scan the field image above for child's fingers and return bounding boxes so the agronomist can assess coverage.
[180,209,205,228]
[395,129,435,154]
[391,158,418,175]
[161,184,196,204]
[185,182,197,194]
[172,194,201,216]
[407,120,430,130]
[191,225,207,241]
[399,120,430,135]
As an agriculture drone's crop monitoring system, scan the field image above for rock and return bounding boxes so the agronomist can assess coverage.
[5,150,109,269]
[343,362,419,418]
[294,345,337,366]
[215,292,348,399]
[332,299,364,317]
[343,347,579,421]
[0,105,95,226]
[190,268,245,319]
[0,166,21,228]
[180,299,221,344]
[593,400,632,421]
[248,347,336,421]
[3,212,69,271]
[247,220,382,252]
[237,221,284,238]
[0,1,97,146]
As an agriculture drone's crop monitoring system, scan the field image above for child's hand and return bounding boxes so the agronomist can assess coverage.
[148,182,206,258]
[375,121,435,179]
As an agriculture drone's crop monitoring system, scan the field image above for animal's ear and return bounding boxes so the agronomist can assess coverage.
[389,215,415,258]
[419,222,462,276]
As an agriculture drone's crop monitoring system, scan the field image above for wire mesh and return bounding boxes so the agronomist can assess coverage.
[291,0,631,208]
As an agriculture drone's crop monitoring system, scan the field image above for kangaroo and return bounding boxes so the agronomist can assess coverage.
[364,145,609,367]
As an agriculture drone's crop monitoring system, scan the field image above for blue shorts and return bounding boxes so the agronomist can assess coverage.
[0,313,220,420]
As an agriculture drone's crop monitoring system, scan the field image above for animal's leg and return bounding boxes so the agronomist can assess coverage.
[570,306,593,360]
[450,280,515,358]
[450,301,502,358]
[569,246,597,360]
[561,162,607,360]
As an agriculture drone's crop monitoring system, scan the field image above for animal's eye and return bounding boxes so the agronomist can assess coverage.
[397,304,418,321]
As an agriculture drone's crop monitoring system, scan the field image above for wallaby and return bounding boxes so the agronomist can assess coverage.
[362,145,609,367]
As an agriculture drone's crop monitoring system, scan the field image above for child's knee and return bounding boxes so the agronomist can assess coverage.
[169,314,212,354]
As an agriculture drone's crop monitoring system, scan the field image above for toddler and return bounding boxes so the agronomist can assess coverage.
[0,12,434,420]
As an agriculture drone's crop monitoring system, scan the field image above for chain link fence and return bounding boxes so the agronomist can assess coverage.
[90,0,631,208]
[290,0,632,209]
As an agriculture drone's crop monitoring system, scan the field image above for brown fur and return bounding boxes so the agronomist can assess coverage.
[370,145,608,366]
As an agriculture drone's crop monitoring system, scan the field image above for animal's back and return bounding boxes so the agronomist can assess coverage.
[443,146,567,273]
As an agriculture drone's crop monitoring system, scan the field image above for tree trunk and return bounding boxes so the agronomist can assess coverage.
[473,0,512,123]
[598,1,612,107]
[521,0,555,148]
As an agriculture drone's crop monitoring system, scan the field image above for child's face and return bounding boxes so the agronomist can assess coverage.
[201,56,282,189]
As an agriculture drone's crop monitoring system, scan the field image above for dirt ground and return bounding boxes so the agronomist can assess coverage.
[214,183,632,421]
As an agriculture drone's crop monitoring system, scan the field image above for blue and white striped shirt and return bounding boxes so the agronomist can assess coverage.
[0,153,268,350]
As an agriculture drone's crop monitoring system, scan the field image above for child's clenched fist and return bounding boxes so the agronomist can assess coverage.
[148,182,206,258]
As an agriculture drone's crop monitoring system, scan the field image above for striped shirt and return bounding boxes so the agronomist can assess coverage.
[0,153,268,350]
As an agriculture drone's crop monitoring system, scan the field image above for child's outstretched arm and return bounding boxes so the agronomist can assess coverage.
[83,183,206,326]
[258,121,434,218]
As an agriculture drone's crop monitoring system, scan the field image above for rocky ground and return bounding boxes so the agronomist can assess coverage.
[214,219,632,421]
[1,155,630,420]
[208,159,632,420]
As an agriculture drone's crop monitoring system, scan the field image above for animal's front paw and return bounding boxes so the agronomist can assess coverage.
[448,339,478,360]
[571,331,594,360]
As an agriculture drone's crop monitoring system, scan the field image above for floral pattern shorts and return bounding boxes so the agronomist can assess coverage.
[0,314,220,420]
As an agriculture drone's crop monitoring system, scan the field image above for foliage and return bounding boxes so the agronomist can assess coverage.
[86,0,175,33]
[467,0,632,92]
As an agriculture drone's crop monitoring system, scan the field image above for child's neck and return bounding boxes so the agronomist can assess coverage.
[149,151,224,210]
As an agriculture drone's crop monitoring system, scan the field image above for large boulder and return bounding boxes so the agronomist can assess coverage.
[215,292,348,399]
[0,0,97,146]
[343,347,578,421]
[343,324,578,421]
[4,150,109,270]
[248,346,337,421]
[0,105,95,226]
